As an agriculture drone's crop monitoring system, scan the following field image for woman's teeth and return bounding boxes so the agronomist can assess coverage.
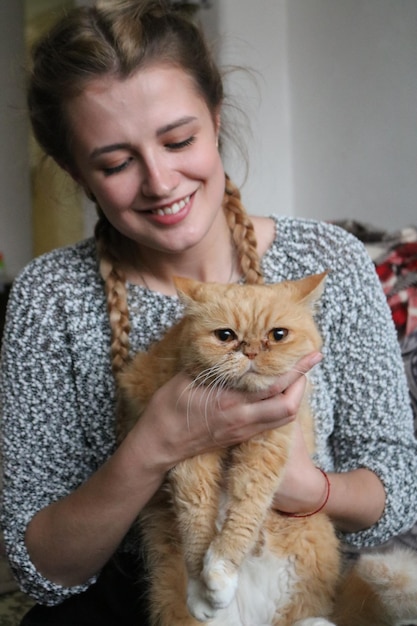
[153,195,190,216]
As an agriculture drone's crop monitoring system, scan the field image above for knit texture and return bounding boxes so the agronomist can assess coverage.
[1,215,416,605]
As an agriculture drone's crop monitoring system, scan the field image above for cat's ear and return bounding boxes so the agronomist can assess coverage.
[173,276,207,307]
[293,271,328,308]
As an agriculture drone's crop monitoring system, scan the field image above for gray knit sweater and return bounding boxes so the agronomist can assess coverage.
[1,215,416,605]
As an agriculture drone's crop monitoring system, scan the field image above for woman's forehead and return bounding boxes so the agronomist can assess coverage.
[65,65,218,161]
[67,65,212,131]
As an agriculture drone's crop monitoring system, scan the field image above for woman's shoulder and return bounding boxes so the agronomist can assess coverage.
[12,238,100,295]
[269,214,363,248]
[6,239,103,328]
[263,214,370,275]
[16,237,98,279]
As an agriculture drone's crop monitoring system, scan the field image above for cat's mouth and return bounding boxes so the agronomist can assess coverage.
[237,371,277,392]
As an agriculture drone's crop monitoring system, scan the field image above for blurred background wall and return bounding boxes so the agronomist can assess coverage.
[1,0,416,278]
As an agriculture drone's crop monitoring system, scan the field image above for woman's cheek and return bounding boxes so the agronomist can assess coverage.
[96,176,140,211]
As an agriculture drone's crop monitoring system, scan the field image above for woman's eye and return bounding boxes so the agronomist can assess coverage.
[269,328,289,342]
[214,328,237,343]
[103,158,133,176]
[166,136,196,150]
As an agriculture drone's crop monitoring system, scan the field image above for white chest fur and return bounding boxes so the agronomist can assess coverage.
[208,549,298,626]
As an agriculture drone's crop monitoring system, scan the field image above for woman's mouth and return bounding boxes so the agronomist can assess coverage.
[150,195,191,216]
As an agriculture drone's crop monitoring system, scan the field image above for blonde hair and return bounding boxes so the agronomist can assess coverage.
[27,0,263,377]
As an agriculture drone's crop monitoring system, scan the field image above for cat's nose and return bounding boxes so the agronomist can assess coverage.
[242,342,259,360]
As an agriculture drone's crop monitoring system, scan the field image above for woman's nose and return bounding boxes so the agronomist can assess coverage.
[140,155,179,198]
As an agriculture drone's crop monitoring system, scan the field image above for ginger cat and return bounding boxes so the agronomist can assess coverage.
[117,273,342,626]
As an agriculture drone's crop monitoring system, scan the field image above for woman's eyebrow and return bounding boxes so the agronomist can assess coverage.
[156,115,197,137]
[90,143,132,159]
[90,116,198,159]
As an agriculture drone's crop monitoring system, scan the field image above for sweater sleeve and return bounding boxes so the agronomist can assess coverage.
[0,249,111,605]
[264,217,417,548]
[316,225,417,547]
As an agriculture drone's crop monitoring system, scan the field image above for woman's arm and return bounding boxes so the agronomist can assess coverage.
[326,468,385,532]
[24,359,318,589]
[25,420,165,588]
[269,221,417,543]
[1,247,321,600]
[271,421,386,531]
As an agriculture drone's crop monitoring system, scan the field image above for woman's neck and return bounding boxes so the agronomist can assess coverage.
[121,223,240,296]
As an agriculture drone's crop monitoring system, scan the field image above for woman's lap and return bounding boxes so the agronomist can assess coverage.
[20,554,149,626]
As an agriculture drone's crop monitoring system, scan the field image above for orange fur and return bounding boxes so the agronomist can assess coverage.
[118,274,341,625]
[332,548,417,625]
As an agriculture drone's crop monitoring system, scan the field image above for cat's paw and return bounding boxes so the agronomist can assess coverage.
[186,577,217,622]
[202,548,238,610]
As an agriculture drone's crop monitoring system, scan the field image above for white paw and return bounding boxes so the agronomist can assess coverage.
[202,549,238,610]
[186,577,217,623]
[294,617,336,626]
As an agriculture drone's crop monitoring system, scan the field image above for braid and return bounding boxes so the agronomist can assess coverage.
[223,175,264,285]
[95,176,262,378]
[95,214,131,378]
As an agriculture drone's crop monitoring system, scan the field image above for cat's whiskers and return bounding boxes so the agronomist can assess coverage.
[176,375,219,433]
[183,381,216,438]
[182,362,233,442]
[203,369,248,444]
[175,379,200,432]
[176,359,311,441]
[202,376,229,419]
[199,378,231,446]
[172,360,226,414]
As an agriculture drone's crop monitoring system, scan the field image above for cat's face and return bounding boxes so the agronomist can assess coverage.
[175,273,325,392]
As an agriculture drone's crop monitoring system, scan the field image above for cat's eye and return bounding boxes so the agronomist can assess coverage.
[214,329,237,342]
[269,328,289,342]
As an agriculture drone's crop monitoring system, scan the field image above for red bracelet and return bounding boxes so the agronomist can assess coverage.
[281,468,331,518]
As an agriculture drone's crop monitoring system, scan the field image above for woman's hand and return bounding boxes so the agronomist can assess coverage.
[271,419,328,515]
[130,351,324,472]
[25,350,322,588]
[271,420,386,532]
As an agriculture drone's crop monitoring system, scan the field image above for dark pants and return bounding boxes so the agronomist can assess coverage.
[20,554,150,626]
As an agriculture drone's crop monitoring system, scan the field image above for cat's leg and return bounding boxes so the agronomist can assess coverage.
[169,451,227,622]
[140,492,212,626]
[201,426,293,612]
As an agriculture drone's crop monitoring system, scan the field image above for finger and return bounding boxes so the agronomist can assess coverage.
[293,350,323,375]
[248,351,322,401]
[255,375,307,423]
[215,376,306,445]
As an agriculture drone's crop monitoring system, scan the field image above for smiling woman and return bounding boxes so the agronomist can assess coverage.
[60,64,231,294]
[2,1,417,625]
[64,65,225,274]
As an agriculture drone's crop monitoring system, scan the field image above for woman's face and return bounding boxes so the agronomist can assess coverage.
[66,65,225,256]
